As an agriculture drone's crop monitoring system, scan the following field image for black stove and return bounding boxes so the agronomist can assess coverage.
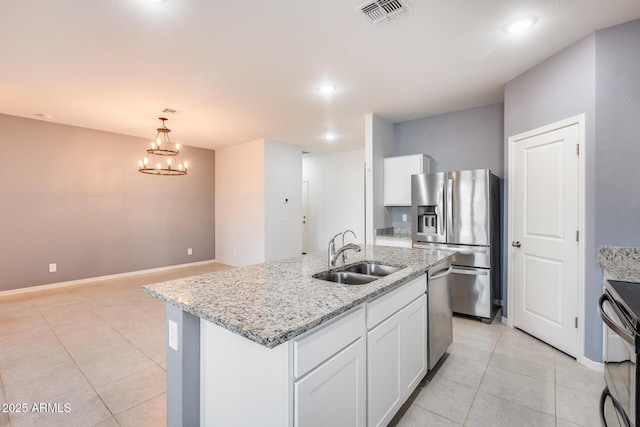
[600,280,640,426]
[607,280,640,332]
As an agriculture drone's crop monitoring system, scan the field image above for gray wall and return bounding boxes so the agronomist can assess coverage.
[393,103,505,177]
[595,20,640,248]
[504,35,599,359]
[505,20,640,362]
[0,114,216,291]
[366,114,394,244]
[391,103,505,280]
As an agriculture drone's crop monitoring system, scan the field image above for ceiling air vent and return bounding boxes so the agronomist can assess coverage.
[357,0,409,25]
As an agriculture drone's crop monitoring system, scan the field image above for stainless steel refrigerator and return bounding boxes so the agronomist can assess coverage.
[411,169,501,321]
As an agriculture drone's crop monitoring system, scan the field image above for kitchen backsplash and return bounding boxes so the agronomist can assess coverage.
[390,206,412,228]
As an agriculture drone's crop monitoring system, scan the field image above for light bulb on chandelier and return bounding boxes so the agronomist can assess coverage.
[138,117,189,176]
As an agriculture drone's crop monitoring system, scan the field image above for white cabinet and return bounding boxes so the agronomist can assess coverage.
[201,306,366,427]
[295,337,366,427]
[368,308,402,426]
[367,275,428,427]
[400,296,428,394]
[384,154,431,206]
[294,307,366,427]
[200,275,431,427]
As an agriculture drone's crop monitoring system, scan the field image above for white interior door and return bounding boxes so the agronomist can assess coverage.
[512,123,580,357]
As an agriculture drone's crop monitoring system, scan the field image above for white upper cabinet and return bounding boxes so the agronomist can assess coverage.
[383,154,431,206]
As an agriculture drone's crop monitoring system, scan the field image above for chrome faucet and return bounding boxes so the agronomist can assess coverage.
[328,231,361,268]
[341,229,357,263]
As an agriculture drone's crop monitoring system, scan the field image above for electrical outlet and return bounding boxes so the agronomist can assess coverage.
[49,263,57,273]
[168,320,179,351]
[187,248,193,255]
[402,214,408,222]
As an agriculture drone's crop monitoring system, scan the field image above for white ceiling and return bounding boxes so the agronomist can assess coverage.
[2,1,640,154]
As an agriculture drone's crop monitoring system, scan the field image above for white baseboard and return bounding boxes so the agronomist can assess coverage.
[577,356,604,372]
[501,316,603,372]
[0,259,217,298]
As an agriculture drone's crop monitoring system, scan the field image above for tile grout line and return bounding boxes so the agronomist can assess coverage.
[1,265,219,426]
[30,288,117,425]
[554,347,558,427]
[460,322,503,426]
[65,279,169,424]
[90,282,168,374]
[0,368,13,427]
[477,326,561,421]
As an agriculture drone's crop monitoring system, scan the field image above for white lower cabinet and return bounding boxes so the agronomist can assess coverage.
[294,337,367,427]
[400,296,428,394]
[367,275,428,427]
[293,306,367,427]
[200,276,429,427]
[367,309,402,426]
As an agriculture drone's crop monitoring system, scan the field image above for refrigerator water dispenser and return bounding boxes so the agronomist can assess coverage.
[417,206,438,235]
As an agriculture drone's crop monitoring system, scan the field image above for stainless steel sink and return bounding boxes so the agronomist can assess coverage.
[343,262,402,277]
[313,261,405,285]
[313,271,378,285]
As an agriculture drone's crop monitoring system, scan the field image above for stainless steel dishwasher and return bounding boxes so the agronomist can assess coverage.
[427,259,453,369]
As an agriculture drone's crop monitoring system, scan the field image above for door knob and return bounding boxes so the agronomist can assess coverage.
[512,241,521,248]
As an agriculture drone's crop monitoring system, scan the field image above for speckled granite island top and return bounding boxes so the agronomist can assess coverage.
[599,245,640,282]
[143,245,453,348]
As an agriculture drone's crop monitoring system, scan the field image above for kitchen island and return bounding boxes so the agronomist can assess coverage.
[143,244,454,427]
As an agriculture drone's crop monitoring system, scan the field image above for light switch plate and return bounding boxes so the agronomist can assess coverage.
[168,320,179,351]
[402,214,408,222]
[187,248,193,255]
[49,263,57,273]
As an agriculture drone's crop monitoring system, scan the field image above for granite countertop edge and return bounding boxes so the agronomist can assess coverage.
[375,235,412,241]
[143,245,453,348]
[599,245,640,283]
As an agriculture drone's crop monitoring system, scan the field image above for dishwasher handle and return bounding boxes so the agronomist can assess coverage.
[451,268,488,276]
[429,266,453,280]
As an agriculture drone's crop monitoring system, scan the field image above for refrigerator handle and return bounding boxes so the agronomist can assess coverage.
[446,178,453,238]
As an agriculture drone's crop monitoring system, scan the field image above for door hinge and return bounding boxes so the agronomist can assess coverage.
[575,317,579,328]
[576,230,579,242]
[576,144,580,155]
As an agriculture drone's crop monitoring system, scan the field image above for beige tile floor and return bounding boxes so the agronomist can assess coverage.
[392,316,607,427]
[0,262,229,427]
[1,264,605,427]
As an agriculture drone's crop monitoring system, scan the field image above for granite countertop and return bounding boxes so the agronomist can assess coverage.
[143,245,453,348]
[599,246,640,282]
[375,227,412,241]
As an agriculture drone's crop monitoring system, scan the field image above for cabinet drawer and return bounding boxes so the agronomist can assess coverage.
[367,275,426,330]
[293,306,365,378]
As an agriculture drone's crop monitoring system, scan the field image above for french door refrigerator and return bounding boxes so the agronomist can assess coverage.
[411,169,501,321]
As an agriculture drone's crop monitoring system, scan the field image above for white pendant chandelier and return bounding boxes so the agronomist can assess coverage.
[138,117,188,176]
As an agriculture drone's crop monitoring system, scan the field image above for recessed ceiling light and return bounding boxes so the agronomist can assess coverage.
[323,133,338,142]
[317,85,336,94]
[504,16,537,34]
